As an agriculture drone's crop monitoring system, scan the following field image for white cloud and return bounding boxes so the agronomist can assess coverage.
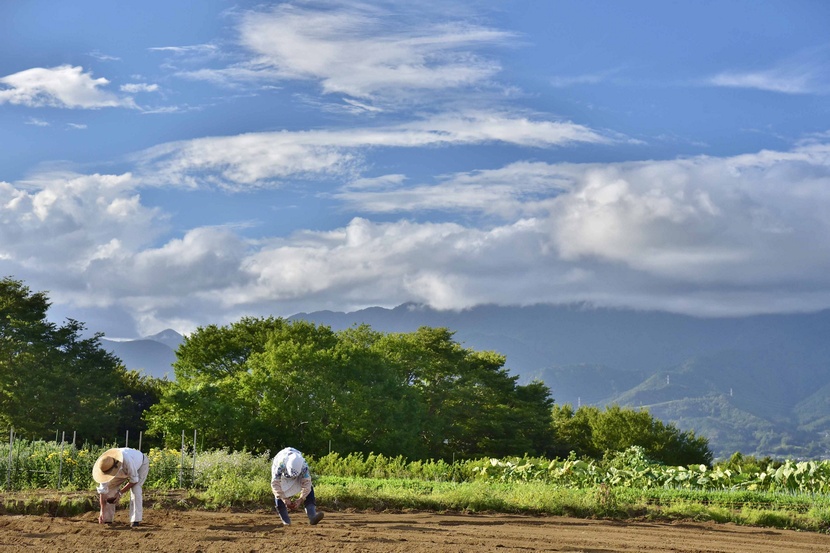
[0,65,136,109]
[709,70,812,94]
[7,142,830,336]
[185,3,514,104]
[149,44,219,55]
[25,117,50,126]
[336,161,566,218]
[550,67,624,88]
[88,50,121,62]
[0,172,164,275]
[707,46,830,94]
[136,111,609,189]
[120,83,160,93]
[330,144,830,312]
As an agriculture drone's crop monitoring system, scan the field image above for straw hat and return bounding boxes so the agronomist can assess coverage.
[93,448,124,483]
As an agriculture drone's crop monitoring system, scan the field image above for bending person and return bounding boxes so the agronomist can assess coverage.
[270,447,324,526]
[92,447,150,527]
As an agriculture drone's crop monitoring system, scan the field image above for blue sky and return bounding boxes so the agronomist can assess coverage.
[2,0,830,338]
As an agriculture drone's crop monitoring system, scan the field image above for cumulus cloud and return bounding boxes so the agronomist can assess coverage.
[6,141,830,337]
[0,65,136,108]
[136,111,608,189]
[0,173,163,271]
[329,144,830,314]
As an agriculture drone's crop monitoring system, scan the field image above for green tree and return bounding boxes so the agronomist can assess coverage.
[149,318,556,460]
[116,371,168,448]
[551,403,712,465]
[0,276,131,441]
[550,404,598,458]
[376,327,555,460]
[243,319,342,452]
[331,324,426,458]
[149,317,373,454]
[146,317,289,450]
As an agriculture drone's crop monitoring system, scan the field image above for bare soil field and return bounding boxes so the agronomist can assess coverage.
[1,508,830,552]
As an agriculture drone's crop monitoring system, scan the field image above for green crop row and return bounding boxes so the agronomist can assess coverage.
[3,441,830,532]
[3,441,830,497]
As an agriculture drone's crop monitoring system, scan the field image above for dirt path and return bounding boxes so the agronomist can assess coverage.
[1,509,829,552]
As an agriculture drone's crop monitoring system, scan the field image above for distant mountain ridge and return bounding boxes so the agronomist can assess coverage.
[100,329,183,380]
[290,303,830,460]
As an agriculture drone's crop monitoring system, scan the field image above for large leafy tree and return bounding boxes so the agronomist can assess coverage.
[375,327,555,460]
[149,318,557,460]
[328,325,426,458]
[0,277,142,441]
[551,403,712,465]
[149,319,426,456]
[146,317,289,450]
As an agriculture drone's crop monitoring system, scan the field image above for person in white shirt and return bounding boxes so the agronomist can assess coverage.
[92,447,150,527]
[270,447,324,526]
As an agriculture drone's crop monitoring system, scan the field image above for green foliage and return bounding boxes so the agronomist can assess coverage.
[5,445,830,532]
[0,277,159,443]
[551,403,712,465]
[148,318,556,461]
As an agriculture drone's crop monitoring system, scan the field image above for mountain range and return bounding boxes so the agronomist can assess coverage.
[102,303,830,461]
[100,329,183,380]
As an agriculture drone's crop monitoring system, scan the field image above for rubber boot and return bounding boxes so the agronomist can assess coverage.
[305,503,324,525]
[276,499,291,525]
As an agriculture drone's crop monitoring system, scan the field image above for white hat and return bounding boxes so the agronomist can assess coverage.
[279,451,306,496]
[286,452,304,477]
[93,448,124,483]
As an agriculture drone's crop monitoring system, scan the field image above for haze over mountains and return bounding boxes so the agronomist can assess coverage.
[100,329,182,380]
[103,304,830,461]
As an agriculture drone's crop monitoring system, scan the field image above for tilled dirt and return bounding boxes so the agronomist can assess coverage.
[1,508,830,552]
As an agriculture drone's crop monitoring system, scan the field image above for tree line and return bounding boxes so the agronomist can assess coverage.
[1,276,712,465]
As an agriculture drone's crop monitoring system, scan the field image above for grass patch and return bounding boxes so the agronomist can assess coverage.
[4,476,830,534]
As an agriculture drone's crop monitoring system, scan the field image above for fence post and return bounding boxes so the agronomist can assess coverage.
[58,431,65,489]
[6,428,13,490]
[192,429,197,487]
[179,430,185,488]
[125,430,129,448]
[138,431,142,452]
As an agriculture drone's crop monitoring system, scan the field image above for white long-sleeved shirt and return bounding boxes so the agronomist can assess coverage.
[270,447,312,501]
[96,448,147,495]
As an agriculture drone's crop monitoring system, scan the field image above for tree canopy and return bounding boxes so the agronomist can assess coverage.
[0,276,163,443]
[551,403,712,466]
[147,318,557,460]
[147,315,711,465]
